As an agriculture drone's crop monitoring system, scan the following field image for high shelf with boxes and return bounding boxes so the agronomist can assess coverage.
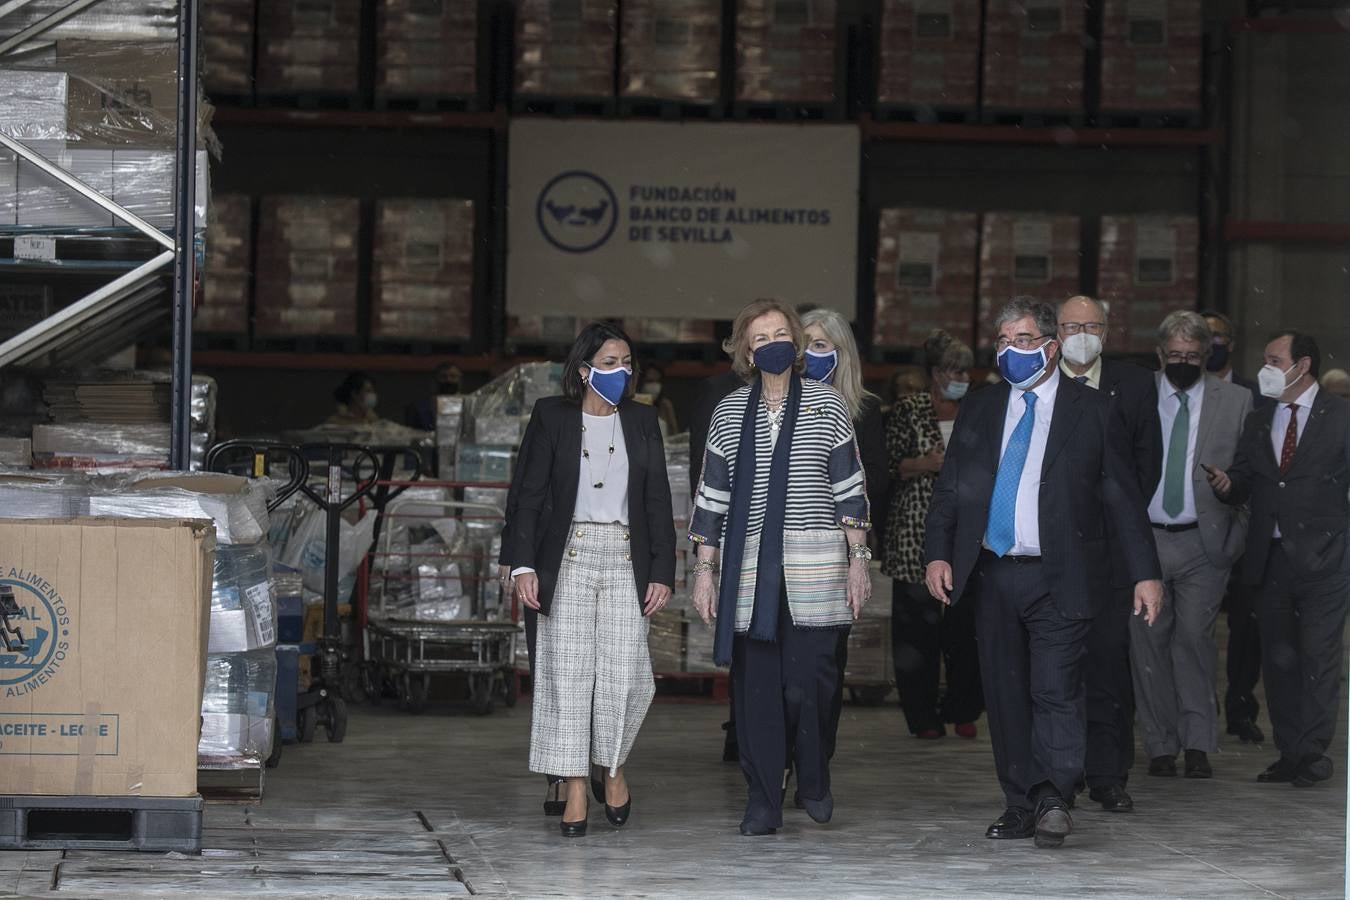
[619,0,723,117]
[874,0,981,122]
[734,0,842,118]
[514,0,619,115]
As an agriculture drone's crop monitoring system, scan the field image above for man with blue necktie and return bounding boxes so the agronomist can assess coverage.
[924,297,1163,849]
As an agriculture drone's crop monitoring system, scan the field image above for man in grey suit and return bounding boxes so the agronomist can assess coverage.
[1130,312,1251,781]
[1206,331,1350,787]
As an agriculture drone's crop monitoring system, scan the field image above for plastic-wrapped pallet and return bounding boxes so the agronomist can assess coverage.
[462,362,563,444]
[0,472,91,517]
[199,194,252,334]
[976,212,1081,350]
[435,395,465,479]
[665,433,692,523]
[874,208,978,348]
[620,0,721,104]
[980,0,1085,114]
[515,0,617,100]
[87,471,272,545]
[876,0,980,113]
[376,0,477,100]
[198,649,278,769]
[0,1,178,42]
[1097,214,1199,354]
[371,198,474,342]
[254,196,360,338]
[209,543,279,654]
[0,439,32,468]
[31,423,174,471]
[256,0,361,95]
[736,0,838,105]
[1100,0,1201,116]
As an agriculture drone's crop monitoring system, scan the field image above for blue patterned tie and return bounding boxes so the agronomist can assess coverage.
[985,392,1038,557]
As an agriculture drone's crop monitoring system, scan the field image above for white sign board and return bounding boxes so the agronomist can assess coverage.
[507,119,861,321]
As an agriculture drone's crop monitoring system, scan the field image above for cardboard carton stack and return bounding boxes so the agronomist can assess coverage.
[515,0,617,100]
[620,0,721,104]
[1097,214,1198,354]
[736,0,838,104]
[977,212,1082,347]
[371,198,474,342]
[198,194,252,334]
[376,0,478,100]
[981,0,1085,113]
[876,0,981,112]
[201,0,256,97]
[256,0,361,96]
[874,207,979,348]
[255,196,360,338]
[1100,0,1201,115]
[621,318,717,344]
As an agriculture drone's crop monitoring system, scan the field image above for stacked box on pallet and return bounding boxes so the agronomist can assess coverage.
[375,0,477,100]
[254,196,360,338]
[256,0,361,96]
[509,314,580,343]
[876,0,981,112]
[736,0,838,104]
[371,198,474,342]
[980,0,1085,114]
[515,0,617,100]
[199,194,251,334]
[201,0,255,97]
[622,318,717,343]
[977,212,1081,347]
[621,0,721,103]
[1097,214,1198,354]
[1100,0,1201,116]
[874,207,979,349]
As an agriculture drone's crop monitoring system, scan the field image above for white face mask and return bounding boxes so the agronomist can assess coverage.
[1061,332,1103,368]
[361,392,378,410]
[1257,362,1297,399]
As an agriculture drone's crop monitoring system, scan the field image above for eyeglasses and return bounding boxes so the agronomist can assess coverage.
[1164,352,1204,366]
[995,334,1053,352]
[1060,322,1106,336]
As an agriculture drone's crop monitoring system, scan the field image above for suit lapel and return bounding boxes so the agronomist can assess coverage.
[986,383,1011,470]
[559,404,583,501]
[1192,375,1218,468]
[1041,378,1083,476]
[619,402,643,502]
[1286,390,1331,474]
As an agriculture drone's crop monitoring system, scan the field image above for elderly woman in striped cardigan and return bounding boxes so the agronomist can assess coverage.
[690,298,873,837]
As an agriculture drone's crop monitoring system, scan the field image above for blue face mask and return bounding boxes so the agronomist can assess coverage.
[803,349,838,383]
[587,365,630,406]
[942,380,969,401]
[1206,341,1230,373]
[754,340,797,375]
[997,343,1049,391]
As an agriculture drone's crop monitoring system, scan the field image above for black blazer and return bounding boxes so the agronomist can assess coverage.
[1098,359,1164,586]
[924,374,1161,619]
[1223,388,1350,585]
[855,395,890,531]
[507,397,676,615]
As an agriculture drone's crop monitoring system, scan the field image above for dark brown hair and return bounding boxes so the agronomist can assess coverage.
[561,321,638,402]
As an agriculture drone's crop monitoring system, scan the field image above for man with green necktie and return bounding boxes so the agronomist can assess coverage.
[1130,311,1252,781]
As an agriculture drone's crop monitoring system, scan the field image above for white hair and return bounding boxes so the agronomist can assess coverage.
[800,308,876,421]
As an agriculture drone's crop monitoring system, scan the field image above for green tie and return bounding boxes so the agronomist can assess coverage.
[1163,391,1189,517]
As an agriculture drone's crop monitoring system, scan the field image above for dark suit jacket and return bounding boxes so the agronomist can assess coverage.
[856,395,890,526]
[688,370,746,497]
[1223,387,1350,585]
[924,374,1161,619]
[507,397,676,615]
[1098,359,1164,586]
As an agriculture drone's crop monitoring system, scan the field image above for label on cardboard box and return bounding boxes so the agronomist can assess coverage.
[244,581,276,647]
[1135,223,1176,285]
[1012,220,1053,282]
[898,231,940,288]
[13,235,57,262]
[0,713,118,756]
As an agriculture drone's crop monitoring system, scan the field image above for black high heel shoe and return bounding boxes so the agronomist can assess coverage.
[560,796,589,838]
[543,777,566,817]
[605,792,632,827]
[590,764,606,805]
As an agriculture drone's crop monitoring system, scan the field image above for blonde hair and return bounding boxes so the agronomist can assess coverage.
[727,299,805,381]
[801,308,877,421]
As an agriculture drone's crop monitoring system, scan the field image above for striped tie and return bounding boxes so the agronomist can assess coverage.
[985,393,1037,557]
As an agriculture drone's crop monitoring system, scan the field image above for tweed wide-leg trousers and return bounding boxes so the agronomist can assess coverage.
[529,522,655,779]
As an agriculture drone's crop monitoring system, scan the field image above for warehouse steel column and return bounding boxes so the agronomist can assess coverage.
[171,0,200,470]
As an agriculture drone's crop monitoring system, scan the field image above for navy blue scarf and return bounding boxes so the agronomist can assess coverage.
[713,373,802,666]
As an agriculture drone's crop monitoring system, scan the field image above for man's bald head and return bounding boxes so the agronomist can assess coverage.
[1058,295,1108,326]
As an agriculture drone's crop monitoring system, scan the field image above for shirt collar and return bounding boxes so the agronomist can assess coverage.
[1013,366,1061,409]
[1289,380,1319,409]
[1059,355,1101,388]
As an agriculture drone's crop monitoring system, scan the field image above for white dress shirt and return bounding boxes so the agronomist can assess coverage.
[1148,375,1205,525]
[1270,381,1319,539]
[995,368,1060,556]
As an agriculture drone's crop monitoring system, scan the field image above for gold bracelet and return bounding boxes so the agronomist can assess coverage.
[691,560,718,577]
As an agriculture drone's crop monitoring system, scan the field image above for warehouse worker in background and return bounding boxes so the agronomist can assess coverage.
[1056,295,1162,813]
[405,364,463,432]
[325,371,382,426]
[1320,368,1350,400]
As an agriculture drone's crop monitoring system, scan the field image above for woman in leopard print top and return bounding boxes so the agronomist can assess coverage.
[882,330,985,739]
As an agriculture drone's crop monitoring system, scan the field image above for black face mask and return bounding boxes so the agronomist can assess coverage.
[1165,362,1202,391]
[438,382,460,395]
[1206,342,1230,372]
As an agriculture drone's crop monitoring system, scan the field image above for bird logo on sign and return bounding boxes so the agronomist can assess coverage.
[536,171,619,254]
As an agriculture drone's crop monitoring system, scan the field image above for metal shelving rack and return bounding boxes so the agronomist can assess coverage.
[0,0,199,470]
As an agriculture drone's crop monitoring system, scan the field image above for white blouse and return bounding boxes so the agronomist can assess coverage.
[574,411,630,525]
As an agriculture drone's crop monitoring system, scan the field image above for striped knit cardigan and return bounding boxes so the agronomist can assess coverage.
[690,380,871,631]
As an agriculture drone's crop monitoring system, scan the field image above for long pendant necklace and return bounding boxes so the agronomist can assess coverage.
[581,412,618,488]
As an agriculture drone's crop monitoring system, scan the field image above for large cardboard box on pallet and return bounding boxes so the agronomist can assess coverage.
[0,518,214,797]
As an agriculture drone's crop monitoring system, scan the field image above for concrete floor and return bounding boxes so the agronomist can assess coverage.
[1,687,1345,899]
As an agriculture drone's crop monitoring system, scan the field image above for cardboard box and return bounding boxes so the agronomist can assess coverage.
[981,0,1085,112]
[977,212,1081,348]
[0,518,213,797]
[1100,0,1201,113]
[874,207,978,348]
[877,0,981,109]
[736,0,838,103]
[1097,213,1198,354]
[620,0,721,102]
[515,0,617,99]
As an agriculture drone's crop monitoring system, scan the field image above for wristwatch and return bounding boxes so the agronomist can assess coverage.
[849,543,873,561]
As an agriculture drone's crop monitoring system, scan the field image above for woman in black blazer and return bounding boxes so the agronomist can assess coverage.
[508,322,676,837]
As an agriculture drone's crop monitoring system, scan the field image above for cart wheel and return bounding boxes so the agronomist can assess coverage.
[502,671,518,709]
[471,674,495,716]
[852,685,892,706]
[325,697,348,743]
[341,664,368,704]
[265,717,283,769]
[299,705,318,744]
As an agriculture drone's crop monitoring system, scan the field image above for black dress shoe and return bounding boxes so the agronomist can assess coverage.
[739,819,777,836]
[1256,758,1298,783]
[1184,750,1213,779]
[1227,719,1265,744]
[1148,755,1177,777]
[543,779,566,817]
[1087,784,1134,813]
[985,807,1035,840]
[1034,798,1072,849]
[801,790,834,824]
[560,799,589,837]
[1292,755,1333,788]
[605,795,632,827]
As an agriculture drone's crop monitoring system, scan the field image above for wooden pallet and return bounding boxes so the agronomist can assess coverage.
[511,96,618,117]
[618,97,724,120]
[873,104,979,124]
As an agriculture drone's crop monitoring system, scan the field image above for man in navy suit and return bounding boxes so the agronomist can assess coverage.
[925,297,1163,849]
